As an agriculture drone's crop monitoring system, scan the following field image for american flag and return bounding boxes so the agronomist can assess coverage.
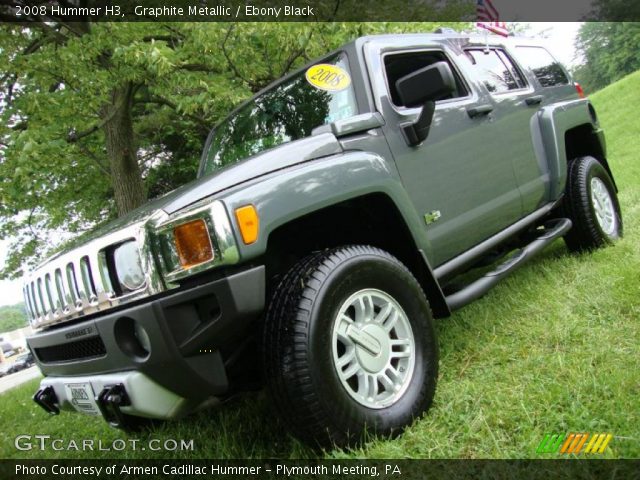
[476,0,509,37]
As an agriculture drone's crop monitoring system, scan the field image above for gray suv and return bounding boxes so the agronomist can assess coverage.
[24,32,622,447]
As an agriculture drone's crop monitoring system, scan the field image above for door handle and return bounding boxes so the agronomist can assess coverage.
[525,95,543,106]
[467,104,493,118]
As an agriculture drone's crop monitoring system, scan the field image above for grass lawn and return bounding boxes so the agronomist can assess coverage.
[1,72,638,460]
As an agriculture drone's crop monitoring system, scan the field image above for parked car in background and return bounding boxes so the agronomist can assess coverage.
[1,341,16,358]
[6,353,34,374]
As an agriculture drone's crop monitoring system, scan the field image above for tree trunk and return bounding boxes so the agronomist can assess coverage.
[101,84,146,216]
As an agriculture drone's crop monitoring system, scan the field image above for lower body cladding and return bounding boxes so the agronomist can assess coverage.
[28,266,265,429]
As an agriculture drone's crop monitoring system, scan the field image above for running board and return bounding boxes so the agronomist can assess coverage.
[445,218,572,311]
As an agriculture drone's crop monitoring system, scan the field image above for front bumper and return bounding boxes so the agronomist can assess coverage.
[28,265,265,420]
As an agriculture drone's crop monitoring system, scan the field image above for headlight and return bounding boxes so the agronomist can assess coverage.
[113,241,146,291]
[154,201,239,283]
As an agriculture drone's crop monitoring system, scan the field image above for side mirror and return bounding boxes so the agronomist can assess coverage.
[395,61,456,146]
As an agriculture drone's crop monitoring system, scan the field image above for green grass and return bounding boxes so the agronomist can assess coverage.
[1,72,639,460]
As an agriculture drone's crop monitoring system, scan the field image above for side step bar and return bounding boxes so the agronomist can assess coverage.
[445,218,572,311]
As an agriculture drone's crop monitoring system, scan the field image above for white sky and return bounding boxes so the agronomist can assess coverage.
[0,23,584,308]
[524,22,583,67]
[0,238,24,307]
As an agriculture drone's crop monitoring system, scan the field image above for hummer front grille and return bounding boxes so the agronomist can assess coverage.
[22,217,166,329]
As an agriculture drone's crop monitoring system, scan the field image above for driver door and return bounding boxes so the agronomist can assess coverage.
[374,46,523,266]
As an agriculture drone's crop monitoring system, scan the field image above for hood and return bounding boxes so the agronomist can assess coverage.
[54,133,343,252]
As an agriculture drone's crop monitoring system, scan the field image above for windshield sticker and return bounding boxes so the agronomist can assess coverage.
[305,64,351,92]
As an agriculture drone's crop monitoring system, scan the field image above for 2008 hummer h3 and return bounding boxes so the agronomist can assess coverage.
[24,33,622,447]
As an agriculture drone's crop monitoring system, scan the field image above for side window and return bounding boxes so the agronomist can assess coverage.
[515,46,569,87]
[384,51,469,107]
[464,49,527,94]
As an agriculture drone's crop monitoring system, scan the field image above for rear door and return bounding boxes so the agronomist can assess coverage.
[510,45,577,209]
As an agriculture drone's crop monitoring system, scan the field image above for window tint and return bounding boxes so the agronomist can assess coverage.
[464,49,526,93]
[384,51,468,107]
[515,46,569,87]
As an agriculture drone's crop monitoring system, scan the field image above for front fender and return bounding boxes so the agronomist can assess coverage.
[219,151,432,264]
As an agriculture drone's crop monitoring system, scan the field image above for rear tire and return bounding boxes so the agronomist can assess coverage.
[563,156,623,252]
[262,246,438,448]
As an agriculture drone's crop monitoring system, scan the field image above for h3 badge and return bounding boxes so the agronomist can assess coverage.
[424,210,442,225]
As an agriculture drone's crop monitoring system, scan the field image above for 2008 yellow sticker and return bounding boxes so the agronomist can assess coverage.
[305,64,351,92]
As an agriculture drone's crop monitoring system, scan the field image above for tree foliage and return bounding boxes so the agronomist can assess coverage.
[0,303,27,332]
[573,22,640,93]
[0,21,469,279]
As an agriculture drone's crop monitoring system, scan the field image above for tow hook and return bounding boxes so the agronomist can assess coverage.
[33,386,60,415]
[95,384,131,429]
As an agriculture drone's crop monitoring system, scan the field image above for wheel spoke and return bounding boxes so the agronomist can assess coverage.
[357,371,369,396]
[357,372,378,399]
[390,338,411,349]
[378,372,395,392]
[354,296,374,323]
[335,321,353,345]
[363,294,375,322]
[382,310,399,332]
[390,348,411,358]
[340,360,360,380]
[374,302,392,325]
[368,374,378,399]
[386,366,402,390]
[336,348,356,368]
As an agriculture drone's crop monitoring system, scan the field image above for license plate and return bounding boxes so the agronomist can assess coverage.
[64,382,100,416]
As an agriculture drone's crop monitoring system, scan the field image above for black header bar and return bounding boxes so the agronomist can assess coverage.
[1,0,640,22]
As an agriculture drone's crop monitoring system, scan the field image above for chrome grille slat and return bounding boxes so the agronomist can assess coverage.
[64,263,78,307]
[23,286,34,320]
[55,267,71,313]
[36,278,48,318]
[73,259,88,303]
[44,273,58,317]
[23,214,167,329]
[30,282,40,318]
[93,252,112,297]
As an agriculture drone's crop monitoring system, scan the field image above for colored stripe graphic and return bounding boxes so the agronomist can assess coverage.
[536,434,564,454]
[560,434,576,453]
[573,433,589,453]
[597,434,613,453]
[537,433,613,454]
[583,434,599,453]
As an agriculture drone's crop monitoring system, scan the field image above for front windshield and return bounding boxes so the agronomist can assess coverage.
[201,53,358,176]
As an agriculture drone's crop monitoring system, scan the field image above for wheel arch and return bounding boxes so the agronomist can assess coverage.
[263,192,450,318]
[537,99,617,200]
[564,123,618,192]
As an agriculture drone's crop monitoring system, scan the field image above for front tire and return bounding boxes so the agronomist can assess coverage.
[262,246,438,448]
[563,156,623,252]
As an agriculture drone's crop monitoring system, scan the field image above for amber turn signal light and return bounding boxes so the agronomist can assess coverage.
[173,219,214,268]
[235,205,259,244]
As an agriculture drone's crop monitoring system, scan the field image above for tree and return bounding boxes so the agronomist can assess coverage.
[573,22,640,93]
[0,303,27,332]
[1,19,470,279]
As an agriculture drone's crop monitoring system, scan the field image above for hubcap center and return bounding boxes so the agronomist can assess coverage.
[349,324,390,373]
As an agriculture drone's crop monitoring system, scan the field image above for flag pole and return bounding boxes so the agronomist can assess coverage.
[483,27,490,54]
